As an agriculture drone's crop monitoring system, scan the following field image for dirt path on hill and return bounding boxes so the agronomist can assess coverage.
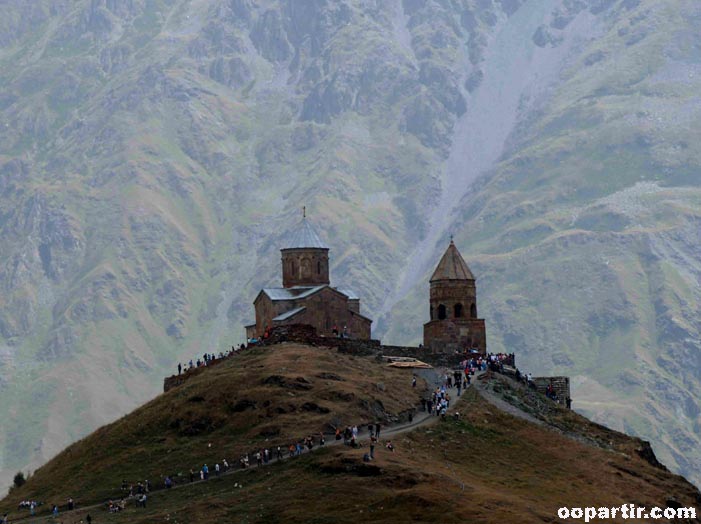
[11,376,476,524]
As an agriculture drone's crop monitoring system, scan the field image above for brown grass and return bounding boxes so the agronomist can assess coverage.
[0,343,423,516]
[3,345,700,524]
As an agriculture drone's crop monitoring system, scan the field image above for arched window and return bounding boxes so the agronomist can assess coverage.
[317,260,321,274]
[430,306,434,320]
[290,259,296,276]
[470,303,477,318]
[301,258,311,277]
[438,304,447,320]
[454,303,463,318]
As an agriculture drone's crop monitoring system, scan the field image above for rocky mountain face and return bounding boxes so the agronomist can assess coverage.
[0,0,699,490]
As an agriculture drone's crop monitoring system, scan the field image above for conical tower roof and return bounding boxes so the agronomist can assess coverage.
[430,240,475,281]
[281,217,328,250]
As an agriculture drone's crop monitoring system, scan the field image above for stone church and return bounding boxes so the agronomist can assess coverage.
[423,240,487,353]
[246,216,372,340]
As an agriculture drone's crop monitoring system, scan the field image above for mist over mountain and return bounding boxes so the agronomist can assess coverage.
[0,0,700,491]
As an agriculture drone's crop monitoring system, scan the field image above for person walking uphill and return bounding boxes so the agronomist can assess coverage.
[375,422,381,438]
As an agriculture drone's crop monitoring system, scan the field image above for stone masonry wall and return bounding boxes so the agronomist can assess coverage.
[163,324,465,392]
[533,376,571,406]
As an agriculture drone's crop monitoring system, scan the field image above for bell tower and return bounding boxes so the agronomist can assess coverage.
[428,240,477,322]
[423,240,486,353]
[281,209,329,288]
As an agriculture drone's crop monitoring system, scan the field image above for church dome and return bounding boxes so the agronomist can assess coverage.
[281,218,328,250]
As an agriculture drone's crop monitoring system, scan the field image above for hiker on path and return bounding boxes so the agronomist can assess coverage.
[375,422,381,438]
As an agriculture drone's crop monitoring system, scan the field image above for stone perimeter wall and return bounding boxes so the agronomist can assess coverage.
[533,376,571,404]
[164,324,464,392]
[164,324,571,407]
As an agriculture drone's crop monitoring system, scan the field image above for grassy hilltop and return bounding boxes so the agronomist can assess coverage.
[0,343,422,508]
[1,343,699,524]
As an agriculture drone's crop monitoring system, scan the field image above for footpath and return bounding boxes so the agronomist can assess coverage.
[11,374,478,524]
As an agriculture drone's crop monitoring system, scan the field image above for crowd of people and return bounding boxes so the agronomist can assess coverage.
[91,418,400,519]
[173,321,370,378]
[15,500,38,515]
[9,498,76,520]
[6,362,474,522]
[176,344,249,376]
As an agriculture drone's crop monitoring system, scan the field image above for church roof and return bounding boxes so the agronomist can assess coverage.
[281,218,328,250]
[273,306,307,321]
[430,241,475,282]
[261,285,326,301]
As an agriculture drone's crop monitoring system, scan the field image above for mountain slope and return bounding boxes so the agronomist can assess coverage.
[0,0,700,492]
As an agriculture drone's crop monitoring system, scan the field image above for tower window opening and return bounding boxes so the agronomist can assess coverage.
[470,303,477,318]
[438,304,447,320]
[454,303,463,318]
[317,261,321,274]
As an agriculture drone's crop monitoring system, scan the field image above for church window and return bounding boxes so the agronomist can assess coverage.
[454,303,463,318]
[438,304,447,320]
[430,306,434,320]
[470,303,477,318]
[301,258,311,277]
[317,260,321,274]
